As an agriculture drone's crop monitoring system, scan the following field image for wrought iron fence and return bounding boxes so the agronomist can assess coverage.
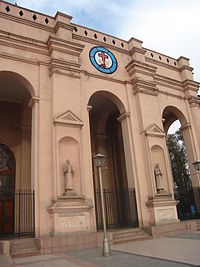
[0,190,35,239]
[174,186,200,220]
[95,188,138,230]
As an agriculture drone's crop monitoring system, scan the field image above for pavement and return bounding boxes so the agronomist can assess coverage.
[0,232,200,267]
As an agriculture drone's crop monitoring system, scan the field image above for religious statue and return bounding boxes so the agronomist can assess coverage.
[63,159,75,193]
[154,163,164,193]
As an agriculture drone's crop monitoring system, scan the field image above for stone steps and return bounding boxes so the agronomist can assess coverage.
[10,238,40,258]
[111,228,152,245]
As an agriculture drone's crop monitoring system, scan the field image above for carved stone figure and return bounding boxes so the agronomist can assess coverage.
[63,159,75,193]
[154,163,164,193]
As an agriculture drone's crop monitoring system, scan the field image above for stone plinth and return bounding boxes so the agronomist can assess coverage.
[47,193,93,235]
[146,193,179,226]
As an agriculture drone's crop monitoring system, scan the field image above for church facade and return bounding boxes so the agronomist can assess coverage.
[0,0,200,241]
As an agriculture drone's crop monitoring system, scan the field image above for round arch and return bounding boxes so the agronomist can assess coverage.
[88,90,138,230]
[88,90,126,114]
[162,105,187,133]
[0,71,36,98]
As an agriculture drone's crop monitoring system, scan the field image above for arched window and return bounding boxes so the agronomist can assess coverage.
[0,144,15,193]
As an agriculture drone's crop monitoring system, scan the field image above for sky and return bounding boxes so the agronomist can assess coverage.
[5,0,200,83]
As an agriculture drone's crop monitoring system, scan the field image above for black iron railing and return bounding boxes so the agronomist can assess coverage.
[95,188,138,230]
[0,190,35,239]
[174,186,200,220]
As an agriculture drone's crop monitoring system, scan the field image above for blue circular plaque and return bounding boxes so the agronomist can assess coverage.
[89,46,117,74]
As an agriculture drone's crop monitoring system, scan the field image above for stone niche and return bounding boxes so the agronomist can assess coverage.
[47,194,93,235]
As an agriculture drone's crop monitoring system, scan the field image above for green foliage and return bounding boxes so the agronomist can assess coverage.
[167,130,192,189]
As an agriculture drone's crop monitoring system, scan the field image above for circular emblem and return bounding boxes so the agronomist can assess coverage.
[89,47,117,74]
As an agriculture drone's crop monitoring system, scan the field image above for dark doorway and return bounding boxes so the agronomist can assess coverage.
[89,93,138,229]
[0,143,15,236]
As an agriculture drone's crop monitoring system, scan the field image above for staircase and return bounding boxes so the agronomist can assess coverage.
[10,238,40,258]
[110,228,152,245]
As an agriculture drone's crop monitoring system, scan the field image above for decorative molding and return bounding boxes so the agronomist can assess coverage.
[117,112,130,122]
[82,70,126,85]
[48,58,81,77]
[130,47,146,56]
[187,96,200,108]
[144,123,165,138]
[0,12,54,33]
[54,110,84,127]
[0,31,48,56]
[126,59,157,78]
[0,52,40,66]
[145,57,179,72]
[47,36,84,57]
[28,97,39,108]
[182,79,200,93]
[131,78,158,96]
[180,123,191,132]
[158,90,185,100]
[72,33,130,56]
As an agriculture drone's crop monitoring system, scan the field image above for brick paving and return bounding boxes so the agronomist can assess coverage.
[0,233,200,267]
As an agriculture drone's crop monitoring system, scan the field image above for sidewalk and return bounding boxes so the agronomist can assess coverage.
[0,232,200,267]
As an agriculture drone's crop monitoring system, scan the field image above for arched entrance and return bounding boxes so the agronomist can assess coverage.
[0,71,35,239]
[163,106,200,220]
[89,92,138,229]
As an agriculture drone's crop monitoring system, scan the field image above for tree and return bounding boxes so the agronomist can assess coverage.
[167,130,192,189]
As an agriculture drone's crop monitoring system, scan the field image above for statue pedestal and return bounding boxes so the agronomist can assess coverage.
[47,193,93,235]
[146,193,179,226]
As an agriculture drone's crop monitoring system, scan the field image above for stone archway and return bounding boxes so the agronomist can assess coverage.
[163,106,200,220]
[0,71,35,238]
[88,92,138,229]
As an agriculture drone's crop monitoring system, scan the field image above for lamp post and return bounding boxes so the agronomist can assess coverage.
[193,160,200,173]
[93,153,111,257]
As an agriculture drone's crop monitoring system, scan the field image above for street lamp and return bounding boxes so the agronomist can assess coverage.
[93,153,111,257]
[193,160,200,173]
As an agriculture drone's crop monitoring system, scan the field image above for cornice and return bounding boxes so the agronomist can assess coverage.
[72,33,130,56]
[154,74,182,89]
[130,47,146,56]
[28,97,39,108]
[0,51,40,66]
[0,38,49,57]
[47,36,84,57]
[0,12,54,33]
[54,21,74,34]
[158,89,185,100]
[117,112,130,122]
[82,70,126,85]
[131,77,158,96]
[180,123,191,132]
[180,65,193,72]
[126,59,157,78]
[182,79,200,93]
[145,57,179,72]
[187,96,200,108]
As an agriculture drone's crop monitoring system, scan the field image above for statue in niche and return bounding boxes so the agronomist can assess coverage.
[63,159,75,193]
[154,163,164,193]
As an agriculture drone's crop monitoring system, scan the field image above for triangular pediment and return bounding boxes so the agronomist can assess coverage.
[145,123,165,137]
[54,110,83,127]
